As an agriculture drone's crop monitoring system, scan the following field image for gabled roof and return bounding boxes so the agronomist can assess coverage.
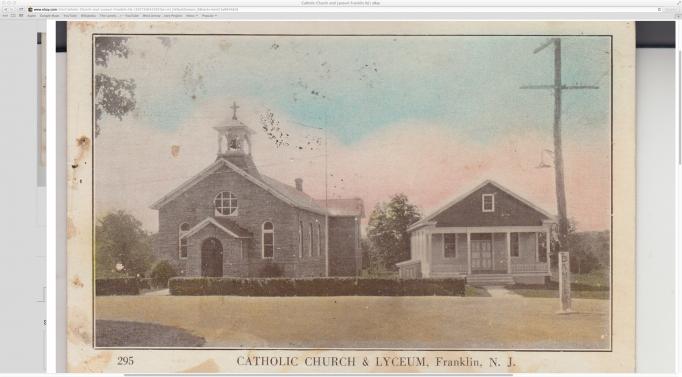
[180,217,252,240]
[149,158,327,215]
[314,198,365,217]
[260,175,327,214]
[407,179,557,232]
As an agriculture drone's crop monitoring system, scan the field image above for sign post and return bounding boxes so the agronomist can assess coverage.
[558,251,572,313]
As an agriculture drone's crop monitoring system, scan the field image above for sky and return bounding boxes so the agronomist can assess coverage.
[94,34,612,233]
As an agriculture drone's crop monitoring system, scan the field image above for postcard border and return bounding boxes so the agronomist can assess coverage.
[90,32,614,353]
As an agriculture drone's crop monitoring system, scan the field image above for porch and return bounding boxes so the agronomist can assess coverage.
[398,225,552,283]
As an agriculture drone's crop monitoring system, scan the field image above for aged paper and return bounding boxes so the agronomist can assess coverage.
[67,21,635,373]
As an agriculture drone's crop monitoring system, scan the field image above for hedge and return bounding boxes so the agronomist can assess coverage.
[169,277,465,297]
[138,278,153,290]
[96,277,141,296]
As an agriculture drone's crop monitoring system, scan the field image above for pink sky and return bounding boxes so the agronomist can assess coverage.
[95,98,610,233]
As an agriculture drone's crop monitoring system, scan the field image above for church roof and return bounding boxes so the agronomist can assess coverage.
[150,158,329,215]
[260,175,328,214]
[181,217,253,240]
[314,198,365,217]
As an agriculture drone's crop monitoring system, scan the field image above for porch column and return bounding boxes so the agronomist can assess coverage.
[466,231,471,275]
[546,227,552,273]
[506,232,511,274]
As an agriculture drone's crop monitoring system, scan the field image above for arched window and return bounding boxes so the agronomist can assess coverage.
[179,222,190,259]
[214,191,238,216]
[298,221,303,258]
[317,223,322,256]
[308,223,313,257]
[262,221,274,258]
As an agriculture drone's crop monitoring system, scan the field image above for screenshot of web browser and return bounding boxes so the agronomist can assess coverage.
[0,1,679,375]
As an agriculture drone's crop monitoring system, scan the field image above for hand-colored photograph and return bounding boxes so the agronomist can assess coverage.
[91,31,612,350]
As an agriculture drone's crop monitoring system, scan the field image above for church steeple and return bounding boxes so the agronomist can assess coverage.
[213,101,260,177]
[214,101,254,157]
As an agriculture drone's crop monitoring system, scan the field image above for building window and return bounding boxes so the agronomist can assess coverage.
[214,191,238,216]
[482,194,495,212]
[179,239,188,259]
[308,223,313,257]
[262,221,274,258]
[510,232,520,257]
[298,221,303,258]
[444,233,457,258]
[178,222,190,259]
[317,223,322,256]
[355,217,360,249]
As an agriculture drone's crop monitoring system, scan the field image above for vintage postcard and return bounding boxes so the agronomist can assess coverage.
[66,21,635,373]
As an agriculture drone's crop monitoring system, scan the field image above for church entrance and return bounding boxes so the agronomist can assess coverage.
[200,238,223,277]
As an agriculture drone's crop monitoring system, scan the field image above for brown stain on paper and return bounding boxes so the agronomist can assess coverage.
[181,358,220,373]
[68,323,90,344]
[71,275,84,288]
[69,351,112,373]
[66,217,77,239]
[171,145,181,157]
[71,136,91,187]
[75,136,91,162]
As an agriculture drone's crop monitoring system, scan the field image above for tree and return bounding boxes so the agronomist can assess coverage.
[96,210,154,278]
[567,230,609,274]
[95,36,136,136]
[366,194,421,272]
[547,219,608,274]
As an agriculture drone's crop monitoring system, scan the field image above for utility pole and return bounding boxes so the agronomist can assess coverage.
[521,38,599,253]
[521,38,599,312]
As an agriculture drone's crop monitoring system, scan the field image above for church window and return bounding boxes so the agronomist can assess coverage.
[316,223,322,256]
[179,222,190,259]
[308,223,313,257]
[298,221,303,258]
[262,222,274,258]
[214,191,238,216]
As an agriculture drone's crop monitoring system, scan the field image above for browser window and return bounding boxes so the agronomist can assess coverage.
[0,1,679,375]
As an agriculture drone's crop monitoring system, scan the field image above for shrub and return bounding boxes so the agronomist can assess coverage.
[138,278,152,290]
[259,263,284,278]
[169,277,465,297]
[96,277,140,296]
[295,277,357,296]
[150,260,178,288]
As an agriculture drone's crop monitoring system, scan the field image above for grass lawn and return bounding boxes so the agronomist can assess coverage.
[509,268,610,299]
[550,268,610,289]
[96,295,609,349]
[508,287,609,300]
[465,285,491,297]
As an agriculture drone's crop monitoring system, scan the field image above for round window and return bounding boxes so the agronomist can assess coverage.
[214,191,237,215]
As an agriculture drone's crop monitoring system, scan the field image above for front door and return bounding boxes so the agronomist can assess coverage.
[201,238,223,277]
[470,234,493,273]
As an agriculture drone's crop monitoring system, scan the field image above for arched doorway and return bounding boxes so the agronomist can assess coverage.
[201,238,223,277]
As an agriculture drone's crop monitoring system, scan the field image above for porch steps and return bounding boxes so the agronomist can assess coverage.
[466,274,515,286]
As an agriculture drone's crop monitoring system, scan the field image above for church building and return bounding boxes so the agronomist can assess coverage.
[151,102,364,278]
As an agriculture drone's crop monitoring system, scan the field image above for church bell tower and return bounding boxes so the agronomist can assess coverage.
[213,101,260,177]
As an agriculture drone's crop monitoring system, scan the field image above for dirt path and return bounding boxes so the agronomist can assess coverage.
[482,286,521,298]
[95,295,610,349]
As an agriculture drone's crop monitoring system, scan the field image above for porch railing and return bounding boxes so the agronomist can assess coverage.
[510,262,549,273]
[396,260,422,278]
[432,264,468,273]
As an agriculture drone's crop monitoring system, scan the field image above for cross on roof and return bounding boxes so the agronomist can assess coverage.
[230,101,239,120]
